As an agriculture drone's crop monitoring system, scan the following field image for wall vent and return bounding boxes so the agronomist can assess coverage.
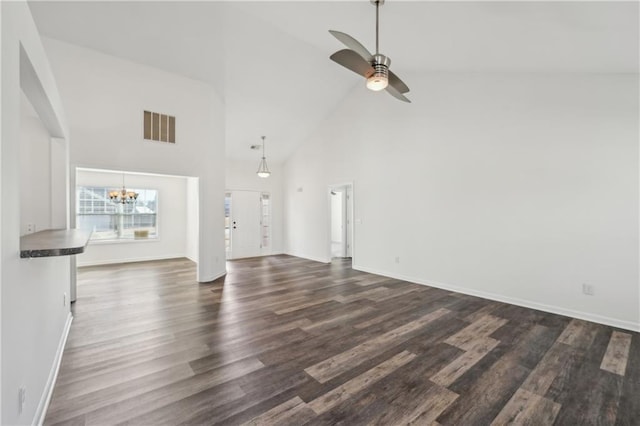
[143,110,175,143]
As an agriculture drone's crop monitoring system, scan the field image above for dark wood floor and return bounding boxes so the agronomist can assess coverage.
[45,255,639,425]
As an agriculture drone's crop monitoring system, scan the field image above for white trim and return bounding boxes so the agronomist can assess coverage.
[228,253,285,261]
[184,254,198,263]
[87,237,161,246]
[77,253,186,267]
[352,263,640,333]
[76,166,190,180]
[198,270,226,283]
[285,251,331,264]
[34,313,73,426]
[78,256,227,281]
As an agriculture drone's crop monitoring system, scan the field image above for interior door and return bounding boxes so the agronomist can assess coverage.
[330,190,345,258]
[329,184,353,259]
[230,191,262,259]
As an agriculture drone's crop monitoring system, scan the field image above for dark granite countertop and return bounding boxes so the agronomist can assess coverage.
[20,229,91,258]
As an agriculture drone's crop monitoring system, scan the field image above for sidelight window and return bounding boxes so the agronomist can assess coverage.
[261,192,271,249]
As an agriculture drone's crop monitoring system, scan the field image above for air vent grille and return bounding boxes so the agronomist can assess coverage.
[144,110,175,143]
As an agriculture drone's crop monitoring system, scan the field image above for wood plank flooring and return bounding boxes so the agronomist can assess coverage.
[45,255,640,425]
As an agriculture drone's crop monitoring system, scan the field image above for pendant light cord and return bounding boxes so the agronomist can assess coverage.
[262,136,266,159]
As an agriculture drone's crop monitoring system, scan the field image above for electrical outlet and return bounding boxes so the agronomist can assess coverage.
[582,283,595,296]
[18,387,26,415]
[26,224,35,234]
[395,256,400,264]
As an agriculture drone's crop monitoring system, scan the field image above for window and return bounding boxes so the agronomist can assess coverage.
[224,192,231,258]
[261,192,271,249]
[76,186,158,241]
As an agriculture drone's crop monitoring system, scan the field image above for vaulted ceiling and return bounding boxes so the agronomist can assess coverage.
[28,1,639,163]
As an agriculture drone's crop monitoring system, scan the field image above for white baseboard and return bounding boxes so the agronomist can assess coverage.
[80,254,225,283]
[353,263,640,332]
[77,253,187,267]
[284,251,331,264]
[198,269,226,283]
[35,312,73,426]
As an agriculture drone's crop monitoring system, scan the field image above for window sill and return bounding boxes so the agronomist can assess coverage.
[89,237,160,245]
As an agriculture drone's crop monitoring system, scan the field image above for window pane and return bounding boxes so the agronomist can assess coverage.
[261,192,270,248]
[76,185,159,241]
[224,193,231,255]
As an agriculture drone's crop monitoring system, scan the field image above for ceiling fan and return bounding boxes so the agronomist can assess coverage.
[329,0,410,103]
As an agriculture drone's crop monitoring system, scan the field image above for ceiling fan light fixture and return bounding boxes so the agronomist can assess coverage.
[367,74,388,91]
[366,60,389,91]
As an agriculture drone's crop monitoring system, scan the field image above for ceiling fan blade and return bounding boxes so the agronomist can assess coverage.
[385,84,411,103]
[388,70,410,94]
[329,30,373,61]
[330,49,375,78]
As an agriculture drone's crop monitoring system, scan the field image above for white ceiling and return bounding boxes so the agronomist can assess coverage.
[28,1,639,162]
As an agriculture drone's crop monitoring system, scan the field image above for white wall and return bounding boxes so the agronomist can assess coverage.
[226,159,284,254]
[284,72,640,331]
[75,169,189,266]
[185,177,199,263]
[1,2,72,424]
[42,37,226,282]
[20,92,51,235]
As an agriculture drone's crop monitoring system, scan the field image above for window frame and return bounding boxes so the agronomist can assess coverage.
[260,192,271,252]
[76,185,160,243]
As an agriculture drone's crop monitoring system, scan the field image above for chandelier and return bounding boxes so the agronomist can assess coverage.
[109,174,138,204]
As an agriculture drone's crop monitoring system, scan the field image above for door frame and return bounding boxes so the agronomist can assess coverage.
[327,182,354,262]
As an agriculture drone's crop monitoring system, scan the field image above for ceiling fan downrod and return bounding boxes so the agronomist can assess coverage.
[372,0,385,54]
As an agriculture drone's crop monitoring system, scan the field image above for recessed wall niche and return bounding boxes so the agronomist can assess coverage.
[20,91,53,235]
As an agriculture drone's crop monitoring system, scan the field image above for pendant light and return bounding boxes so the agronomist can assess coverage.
[257,135,271,178]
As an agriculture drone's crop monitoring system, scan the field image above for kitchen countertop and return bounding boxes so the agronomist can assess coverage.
[20,229,91,258]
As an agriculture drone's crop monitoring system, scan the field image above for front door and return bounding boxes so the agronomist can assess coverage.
[229,191,262,259]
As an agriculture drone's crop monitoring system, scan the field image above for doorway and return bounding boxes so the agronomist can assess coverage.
[226,190,271,259]
[329,183,353,259]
